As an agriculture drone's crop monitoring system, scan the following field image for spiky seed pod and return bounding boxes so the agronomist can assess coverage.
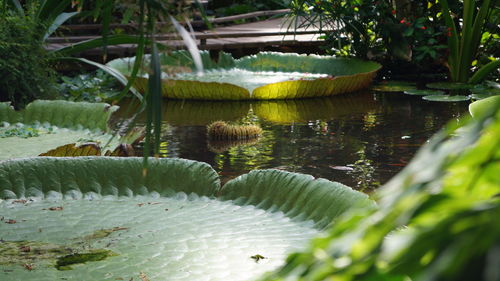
[207,121,262,140]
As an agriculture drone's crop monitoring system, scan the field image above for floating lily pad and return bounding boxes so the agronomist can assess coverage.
[422,95,470,102]
[0,101,124,161]
[371,81,417,92]
[426,82,474,90]
[469,88,500,100]
[0,157,373,281]
[404,89,445,96]
[107,51,381,100]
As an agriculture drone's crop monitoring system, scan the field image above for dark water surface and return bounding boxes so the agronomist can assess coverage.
[120,90,468,192]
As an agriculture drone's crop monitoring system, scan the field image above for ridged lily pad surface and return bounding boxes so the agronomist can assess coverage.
[107,51,381,100]
[0,157,372,281]
[0,101,119,160]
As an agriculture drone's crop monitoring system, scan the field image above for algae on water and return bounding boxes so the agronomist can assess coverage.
[55,249,117,270]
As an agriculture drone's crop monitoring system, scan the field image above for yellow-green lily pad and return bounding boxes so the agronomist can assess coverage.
[107,51,381,100]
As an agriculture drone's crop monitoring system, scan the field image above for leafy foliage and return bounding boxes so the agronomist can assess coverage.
[0,123,55,138]
[290,0,498,82]
[0,3,57,109]
[57,70,122,102]
[262,96,500,280]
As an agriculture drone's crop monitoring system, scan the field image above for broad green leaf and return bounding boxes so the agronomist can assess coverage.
[422,95,470,102]
[469,95,500,118]
[404,89,445,96]
[43,12,78,41]
[469,59,500,84]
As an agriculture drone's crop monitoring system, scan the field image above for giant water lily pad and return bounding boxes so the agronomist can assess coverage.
[0,100,124,160]
[0,157,373,280]
[107,51,381,100]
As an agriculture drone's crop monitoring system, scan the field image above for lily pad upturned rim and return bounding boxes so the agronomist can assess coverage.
[0,100,118,132]
[0,157,373,230]
[107,51,382,100]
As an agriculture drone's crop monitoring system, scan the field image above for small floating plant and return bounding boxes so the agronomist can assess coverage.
[374,80,499,103]
[207,121,262,141]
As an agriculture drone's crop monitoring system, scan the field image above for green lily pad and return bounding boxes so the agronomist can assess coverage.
[0,157,373,281]
[404,89,445,96]
[0,101,126,161]
[469,88,500,100]
[426,82,474,90]
[422,95,470,102]
[107,51,381,100]
[371,81,417,92]
[0,101,124,161]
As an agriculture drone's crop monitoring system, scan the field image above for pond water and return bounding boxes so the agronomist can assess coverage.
[119,90,468,192]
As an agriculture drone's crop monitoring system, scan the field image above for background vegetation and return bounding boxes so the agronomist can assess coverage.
[0,2,57,109]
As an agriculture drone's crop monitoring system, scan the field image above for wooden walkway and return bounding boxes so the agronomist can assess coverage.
[47,17,327,59]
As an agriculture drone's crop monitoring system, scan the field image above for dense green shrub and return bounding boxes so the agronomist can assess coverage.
[290,0,498,80]
[0,5,57,109]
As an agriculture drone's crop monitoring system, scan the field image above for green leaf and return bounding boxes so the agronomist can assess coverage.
[469,59,500,84]
[43,12,78,41]
[422,95,470,102]
[7,0,24,16]
[61,57,143,102]
[52,35,148,56]
[469,95,500,117]
[404,89,445,96]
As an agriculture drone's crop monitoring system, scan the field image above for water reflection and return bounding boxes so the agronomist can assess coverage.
[125,90,467,191]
